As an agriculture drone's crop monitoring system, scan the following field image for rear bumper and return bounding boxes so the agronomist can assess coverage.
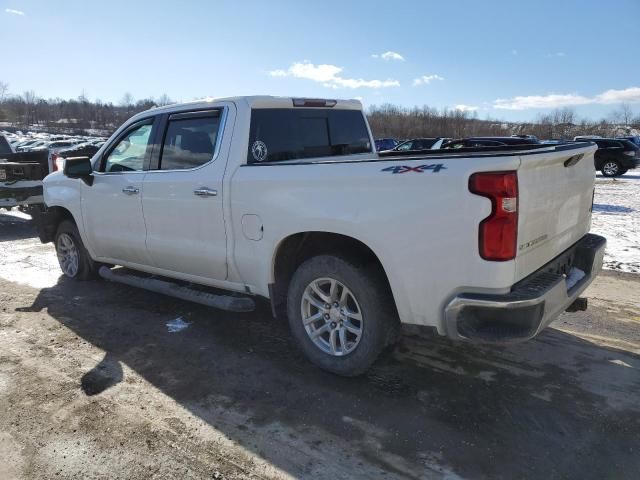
[621,156,640,169]
[444,233,606,343]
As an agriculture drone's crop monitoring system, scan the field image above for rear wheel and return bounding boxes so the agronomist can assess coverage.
[54,220,98,280]
[287,255,397,376]
[601,161,622,177]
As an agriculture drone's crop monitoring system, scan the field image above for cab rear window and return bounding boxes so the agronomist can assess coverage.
[247,109,371,163]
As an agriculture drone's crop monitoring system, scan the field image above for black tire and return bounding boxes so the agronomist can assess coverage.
[619,168,628,175]
[287,255,398,376]
[54,220,99,280]
[601,161,622,177]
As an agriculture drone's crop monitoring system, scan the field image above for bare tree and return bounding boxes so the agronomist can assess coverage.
[0,81,8,102]
[120,92,134,107]
[611,103,634,127]
[156,93,173,106]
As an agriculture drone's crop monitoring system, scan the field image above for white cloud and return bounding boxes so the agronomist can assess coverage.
[269,62,400,89]
[454,104,479,113]
[371,51,405,61]
[511,49,518,56]
[412,74,444,86]
[594,87,640,104]
[494,87,640,110]
[5,8,25,15]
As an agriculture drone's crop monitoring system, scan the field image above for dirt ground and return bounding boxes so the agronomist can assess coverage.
[1,211,639,480]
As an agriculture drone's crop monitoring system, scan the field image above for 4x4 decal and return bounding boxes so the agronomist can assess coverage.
[381,164,446,174]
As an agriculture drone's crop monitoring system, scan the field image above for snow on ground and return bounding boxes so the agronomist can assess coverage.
[591,173,640,274]
[0,210,60,288]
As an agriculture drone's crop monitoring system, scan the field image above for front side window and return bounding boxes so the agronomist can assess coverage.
[159,112,221,170]
[247,109,371,163]
[103,123,153,172]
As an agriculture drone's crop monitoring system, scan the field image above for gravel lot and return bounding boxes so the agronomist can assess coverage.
[1,205,639,479]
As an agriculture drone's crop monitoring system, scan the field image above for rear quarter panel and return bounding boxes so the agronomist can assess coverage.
[229,154,521,331]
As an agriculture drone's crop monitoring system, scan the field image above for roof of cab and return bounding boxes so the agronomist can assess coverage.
[134,96,363,120]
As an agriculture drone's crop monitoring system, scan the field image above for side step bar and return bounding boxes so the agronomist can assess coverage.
[98,267,255,313]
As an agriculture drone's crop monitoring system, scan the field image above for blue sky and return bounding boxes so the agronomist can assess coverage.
[2,0,639,121]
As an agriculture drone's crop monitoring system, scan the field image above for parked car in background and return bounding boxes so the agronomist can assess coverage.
[574,138,640,176]
[429,137,452,149]
[511,134,539,142]
[442,136,540,149]
[574,136,602,141]
[616,135,640,148]
[49,142,104,172]
[374,138,399,151]
[392,137,441,151]
[46,139,84,152]
[18,140,52,152]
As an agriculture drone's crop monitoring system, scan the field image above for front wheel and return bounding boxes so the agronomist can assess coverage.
[54,220,98,280]
[287,255,398,376]
[601,161,622,177]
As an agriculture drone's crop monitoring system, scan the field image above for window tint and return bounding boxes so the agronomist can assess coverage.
[103,123,152,172]
[598,140,622,148]
[247,109,371,163]
[159,112,221,170]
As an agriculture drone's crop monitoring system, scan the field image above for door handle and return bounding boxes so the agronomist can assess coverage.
[194,188,218,197]
[122,186,139,195]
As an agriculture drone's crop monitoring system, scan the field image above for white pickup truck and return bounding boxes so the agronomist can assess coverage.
[38,96,606,376]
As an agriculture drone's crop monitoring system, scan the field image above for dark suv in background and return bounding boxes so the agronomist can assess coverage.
[574,138,640,176]
[616,135,640,148]
[374,138,399,151]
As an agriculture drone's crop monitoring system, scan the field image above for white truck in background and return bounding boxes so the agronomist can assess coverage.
[37,96,605,376]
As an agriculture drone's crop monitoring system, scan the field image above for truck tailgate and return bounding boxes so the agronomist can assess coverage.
[0,161,46,182]
[0,151,50,181]
[515,143,597,281]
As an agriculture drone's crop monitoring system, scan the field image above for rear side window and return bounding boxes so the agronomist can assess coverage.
[597,140,623,148]
[247,109,371,163]
[0,135,12,155]
[159,111,221,170]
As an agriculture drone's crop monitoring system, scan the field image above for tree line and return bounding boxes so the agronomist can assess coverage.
[367,104,639,140]
[0,80,638,139]
[0,81,173,135]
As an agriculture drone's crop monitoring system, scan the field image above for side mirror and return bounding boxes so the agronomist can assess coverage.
[63,156,94,186]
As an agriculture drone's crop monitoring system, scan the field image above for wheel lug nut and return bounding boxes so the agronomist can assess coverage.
[324,303,330,309]
[333,302,339,307]
[324,314,330,320]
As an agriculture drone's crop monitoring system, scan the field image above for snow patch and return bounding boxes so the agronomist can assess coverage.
[590,174,640,274]
[166,317,190,333]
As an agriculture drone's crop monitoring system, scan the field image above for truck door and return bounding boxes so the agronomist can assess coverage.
[81,118,157,265]
[140,104,233,280]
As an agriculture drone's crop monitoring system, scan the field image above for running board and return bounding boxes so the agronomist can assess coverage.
[98,267,255,312]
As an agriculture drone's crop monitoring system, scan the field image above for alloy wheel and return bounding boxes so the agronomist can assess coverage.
[300,277,363,356]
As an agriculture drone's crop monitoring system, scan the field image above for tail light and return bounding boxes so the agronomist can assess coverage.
[469,171,518,261]
[51,153,65,172]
